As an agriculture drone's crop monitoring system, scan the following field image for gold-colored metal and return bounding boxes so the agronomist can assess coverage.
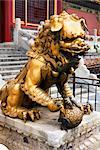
[25,0,27,25]
[0,11,90,128]
[12,0,15,23]
[58,103,93,130]
[54,0,57,15]
[59,105,83,130]
[47,0,49,20]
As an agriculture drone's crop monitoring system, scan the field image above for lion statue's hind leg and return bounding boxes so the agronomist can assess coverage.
[1,81,40,122]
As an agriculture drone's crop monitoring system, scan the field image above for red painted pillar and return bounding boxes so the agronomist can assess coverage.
[0,1,2,42]
[57,0,62,14]
[1,0,13,42]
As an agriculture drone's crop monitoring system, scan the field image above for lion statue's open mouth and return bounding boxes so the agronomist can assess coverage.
[50,11,89,55]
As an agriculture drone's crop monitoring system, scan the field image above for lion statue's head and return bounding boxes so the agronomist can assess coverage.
[27,11,89,68]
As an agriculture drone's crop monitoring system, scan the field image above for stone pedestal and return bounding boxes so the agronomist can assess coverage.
[0,107,100,150]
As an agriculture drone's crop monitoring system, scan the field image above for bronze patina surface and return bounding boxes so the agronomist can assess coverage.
[0,11,91,129]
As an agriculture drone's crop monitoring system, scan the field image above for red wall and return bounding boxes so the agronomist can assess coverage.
[0,0,13,42]
[67,8,100,35]
[0,1,1,42]
[0,0,62,42]
[57,0,62,14]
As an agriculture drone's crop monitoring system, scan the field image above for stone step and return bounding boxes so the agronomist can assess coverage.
[0,54,27,57]
[0,50,26,53]
[0,57,28,61]
[75,133,100,150]
[0,52,26,55]
[0,49,26,53]
[0,48,15,51]
[0,60,28,65]
[0,47,26,51]
[3,74,16,80]
[0,71,19,80]
[0,46,15,48]
[0,48,25,51]
[0,45,28,81]
[0,64,24,70]
[0,69,20,75]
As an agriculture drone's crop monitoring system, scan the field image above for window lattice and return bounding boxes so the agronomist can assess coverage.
[15,0,54,24]
[15,0,25,21]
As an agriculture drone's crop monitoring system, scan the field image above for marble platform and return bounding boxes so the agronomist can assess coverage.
[0,107,100,150]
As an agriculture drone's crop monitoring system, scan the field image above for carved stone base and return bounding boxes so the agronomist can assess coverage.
[0,107,100,150]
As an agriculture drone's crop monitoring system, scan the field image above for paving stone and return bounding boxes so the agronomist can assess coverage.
[73,146,80,150]
[94,134,100,141]
[89,137,97,143]
[79,144,87,150]
[83,140,93,147]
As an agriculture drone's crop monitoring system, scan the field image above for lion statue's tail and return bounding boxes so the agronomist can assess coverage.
[0,84,8,112]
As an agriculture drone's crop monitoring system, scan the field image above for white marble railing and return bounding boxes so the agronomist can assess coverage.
[18,29,38,50]
[13,18,38,50]
[85,35,100,53]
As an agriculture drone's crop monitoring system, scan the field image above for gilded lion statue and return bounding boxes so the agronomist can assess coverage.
[0,11,92,129]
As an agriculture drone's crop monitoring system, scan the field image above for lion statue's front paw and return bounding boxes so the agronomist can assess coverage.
[17,108,41,122]
[47,99,62,112]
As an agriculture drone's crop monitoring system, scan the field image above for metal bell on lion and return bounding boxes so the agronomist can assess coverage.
[58,105,84,130]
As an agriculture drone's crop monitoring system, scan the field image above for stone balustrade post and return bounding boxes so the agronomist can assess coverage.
[13,18,21,46]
